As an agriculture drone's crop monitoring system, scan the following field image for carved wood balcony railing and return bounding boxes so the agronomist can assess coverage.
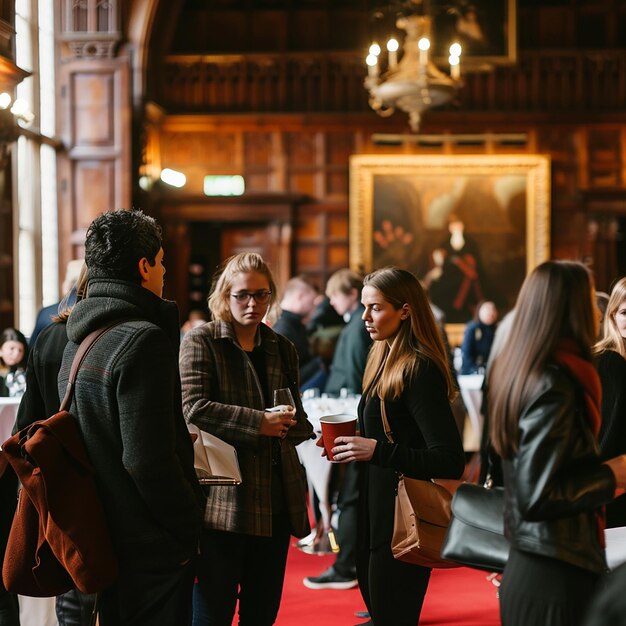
[160,50,626,116]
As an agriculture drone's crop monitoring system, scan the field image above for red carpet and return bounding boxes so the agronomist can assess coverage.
[271,542,501,625]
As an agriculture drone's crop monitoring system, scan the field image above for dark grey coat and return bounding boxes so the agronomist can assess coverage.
[59,279,202,564]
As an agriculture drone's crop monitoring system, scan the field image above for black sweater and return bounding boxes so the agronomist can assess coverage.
[598,349,626,527]
[358,358,465,548]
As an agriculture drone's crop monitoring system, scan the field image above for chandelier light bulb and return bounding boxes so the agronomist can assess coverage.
[449,42,462,57]
[387,38,399,52]
[369,42,381,56]
[0,92,11,109]
[386,38,399,69]
[449,55,460,66]
[366,53,379,78]
[418,37,431,51]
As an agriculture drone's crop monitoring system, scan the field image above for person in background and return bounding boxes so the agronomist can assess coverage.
[329,267,464,625]
[323,269,372,397]
[488,260,626,626]
[460,300,498,374]
[180,252,314,626]
[180,309,209,336]
[273,275,325,389]
[12,264,97,626]
[58,209,202,625]
[29,259,84,346]
[594,276,626,528]
[303,269,372,591]
[0,328,28,397]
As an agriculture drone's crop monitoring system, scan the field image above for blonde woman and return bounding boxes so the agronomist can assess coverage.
[329,267,464,626]
[595,276,626,527]
[180,252,314,626]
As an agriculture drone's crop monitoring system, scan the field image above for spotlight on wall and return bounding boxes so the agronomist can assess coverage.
[160,168,186,188]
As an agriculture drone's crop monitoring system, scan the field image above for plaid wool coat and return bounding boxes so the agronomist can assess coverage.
[179,320,314,538]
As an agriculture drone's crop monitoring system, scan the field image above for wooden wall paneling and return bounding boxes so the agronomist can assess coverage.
[73,160,116,227]
[161,221,190,317]
[58,56,131,268]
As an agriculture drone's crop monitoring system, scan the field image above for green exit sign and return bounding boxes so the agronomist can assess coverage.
[204,175,245,196]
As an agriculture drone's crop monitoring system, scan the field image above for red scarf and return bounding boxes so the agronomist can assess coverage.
[553,338,601,436]
[553,337,605,547]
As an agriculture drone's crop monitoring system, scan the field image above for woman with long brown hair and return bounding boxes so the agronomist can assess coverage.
[489,260,626,626]
[329,267,464,625]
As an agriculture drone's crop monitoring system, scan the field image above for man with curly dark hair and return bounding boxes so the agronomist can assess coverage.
[58,208,203,625]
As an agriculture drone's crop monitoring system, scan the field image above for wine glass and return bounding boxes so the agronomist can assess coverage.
[273,387,295,410]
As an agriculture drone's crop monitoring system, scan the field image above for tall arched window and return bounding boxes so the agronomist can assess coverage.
[15,0,58,335]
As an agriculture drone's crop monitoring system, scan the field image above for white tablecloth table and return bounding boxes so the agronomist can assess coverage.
[0,397,20,444]
[0,398,58,625]
[298,396,360,532]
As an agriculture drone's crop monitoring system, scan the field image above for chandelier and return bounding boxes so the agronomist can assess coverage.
[364,7,463,132]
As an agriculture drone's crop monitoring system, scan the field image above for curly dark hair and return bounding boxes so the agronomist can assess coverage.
[85,209,162,284]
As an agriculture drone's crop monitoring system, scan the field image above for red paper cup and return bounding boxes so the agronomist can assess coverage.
[320,414,357,462]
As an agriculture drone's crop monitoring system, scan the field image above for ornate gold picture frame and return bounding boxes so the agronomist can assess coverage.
[349,154,551,343]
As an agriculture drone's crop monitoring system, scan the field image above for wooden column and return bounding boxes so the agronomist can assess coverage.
[56,0,131,266]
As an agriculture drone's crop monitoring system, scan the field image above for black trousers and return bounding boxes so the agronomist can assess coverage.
[500,548,600,626]
[193,516,291,626]
[98,556,195,626]
[334,462,359,577]
[357,542,431,626]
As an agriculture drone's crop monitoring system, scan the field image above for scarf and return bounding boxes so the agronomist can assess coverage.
[553,337,605,547]
[553,338,601,436]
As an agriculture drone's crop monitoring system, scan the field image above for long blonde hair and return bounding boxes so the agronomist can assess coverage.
[489,261,596,459]
[361,267,455,402]
[594,276,626,359]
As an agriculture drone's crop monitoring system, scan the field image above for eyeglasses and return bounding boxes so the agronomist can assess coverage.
[230,291,272,304]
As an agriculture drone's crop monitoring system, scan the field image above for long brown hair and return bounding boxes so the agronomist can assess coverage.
[594,276,626,360]
[362,267,455,402]
[488,261,596,458]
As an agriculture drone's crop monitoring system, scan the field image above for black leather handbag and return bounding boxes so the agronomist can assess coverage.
[441,481,509,573]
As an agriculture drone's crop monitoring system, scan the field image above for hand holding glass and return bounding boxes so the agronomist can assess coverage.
[273,388,295,410]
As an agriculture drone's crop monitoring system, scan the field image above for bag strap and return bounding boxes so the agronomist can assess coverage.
[58,319,128,412]
[380,398,395,444]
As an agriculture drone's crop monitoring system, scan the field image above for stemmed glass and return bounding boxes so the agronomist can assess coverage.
[273,387,295,409]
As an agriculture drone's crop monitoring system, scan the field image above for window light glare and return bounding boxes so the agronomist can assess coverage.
[160,168,186,188]
[10,98,28,116]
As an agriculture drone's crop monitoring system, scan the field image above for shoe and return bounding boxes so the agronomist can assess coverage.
[303,566,358,590]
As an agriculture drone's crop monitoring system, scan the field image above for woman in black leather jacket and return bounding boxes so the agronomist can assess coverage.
[488,261,626,626]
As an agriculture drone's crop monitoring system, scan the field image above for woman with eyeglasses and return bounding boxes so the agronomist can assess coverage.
[180,252,314,626]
